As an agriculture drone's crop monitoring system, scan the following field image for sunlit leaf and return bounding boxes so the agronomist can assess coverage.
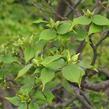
[88,24,102,35]
[62,64,85,85]
[57,21,72,34]
[24,45,35,63]
[41,55,61,66]
[73,16,91,26]
[39,29,57,40]
[92,15,109,26]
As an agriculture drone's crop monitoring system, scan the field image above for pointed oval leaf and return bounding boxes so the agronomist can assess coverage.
[41,55,61,66]
[62,64,85,85]
[24,45,35,63]
[47,59,65,71]
[39,29,57,40]
[73,16,91,26]
[57,21,72,34]
[92,15,109,26]
[16,64,32,79]
[40,68,55,87]
[88,24,102,35]
[74,28,87,41]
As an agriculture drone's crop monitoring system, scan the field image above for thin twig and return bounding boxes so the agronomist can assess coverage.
[65,0,82,17]
[71,85,92,109]
[89,35,97,65]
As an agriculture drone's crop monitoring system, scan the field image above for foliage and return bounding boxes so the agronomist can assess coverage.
[0,0,109,109]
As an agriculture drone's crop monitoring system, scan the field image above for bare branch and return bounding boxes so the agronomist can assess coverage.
[71,85,92,109]
[89,35,97,65]
[82,80,109,91]
[65,0,82,17]
[96,31,109,47]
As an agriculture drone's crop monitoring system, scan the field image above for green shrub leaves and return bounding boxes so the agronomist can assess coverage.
[40,68,55,90]
[88,24,102,35]
[39,29,57,40]
[62,64,85,85]
[16,64,32,79]
[41,55,62,66]
[73,16,91,26]
[24,45,35,63]
[1,12,109,109]
[92,15,109,26]
[57,21,72,34]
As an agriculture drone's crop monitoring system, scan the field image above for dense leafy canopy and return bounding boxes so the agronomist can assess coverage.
[0,0,109,109]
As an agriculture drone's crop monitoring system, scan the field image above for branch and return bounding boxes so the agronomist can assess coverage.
[71,85,93,109]
[99,68,109,77]
[77,40,86,53]
[96,31,109,47]
[82,80,109,91]
[89,35,97,65]
[89,31,109,65]
[65,0,82,17]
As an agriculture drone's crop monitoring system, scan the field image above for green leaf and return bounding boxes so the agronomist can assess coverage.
[74,28,87,41]
[5,96,20,106]
[62,64,85,84]
[88,24,102,35]
[73,16,91,26]
[0,55,18,64]
[47,59,65,71]
[18,103,27,109]
[92,15,109,26]
[57,21,72,34]
[29,103,39,109]
[39,29,57,40]
[19,83,34,95]
[16,64,32,79]
[33,18,47,24]
[40,68,55,88]
[24,45,35,63]
[41,55,61,66]
[43,90,54,103]
[35,91,46,101]
[72,53,80,63]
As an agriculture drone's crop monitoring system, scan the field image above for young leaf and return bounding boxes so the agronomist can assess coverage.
[39,29,57,40]
[40,68,55,89]
[88,24,102,35]
[62,64,85,85]
[24,45,35,63]
[72,53,80,63]
[92,15,109,26]
[41,55,61,66]
[57,21,72,34]
[16,64,32,79]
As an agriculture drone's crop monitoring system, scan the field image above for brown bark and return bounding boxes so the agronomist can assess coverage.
[55,0,72,20]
